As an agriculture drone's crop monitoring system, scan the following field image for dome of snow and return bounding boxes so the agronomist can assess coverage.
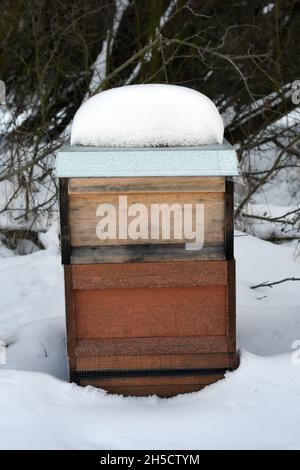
[71,84,224,147]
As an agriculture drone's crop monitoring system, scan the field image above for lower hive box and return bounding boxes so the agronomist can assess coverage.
[64,260,238,397]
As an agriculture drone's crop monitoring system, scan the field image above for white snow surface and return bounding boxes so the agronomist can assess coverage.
[0,233,300,449]
[70,84,224,147]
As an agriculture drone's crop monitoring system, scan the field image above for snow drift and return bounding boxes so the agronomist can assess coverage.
[1,233,300,449]
[70,84,224,147]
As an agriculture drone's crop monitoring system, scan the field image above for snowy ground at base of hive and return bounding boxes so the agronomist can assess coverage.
[0,233,300,450]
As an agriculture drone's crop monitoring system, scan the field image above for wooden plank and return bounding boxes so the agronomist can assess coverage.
[78,383,207,397]
[75,285,227,339]
[225,178,234,259]
[76,353,237,370]
[69,191,224,247]
[227,259,236,353]
[70,244,225,263]
[68,176,225,194]
[71,261,228,290]
[75,336,229,356]
[78,374,225,387]
[64,265,76,382]
[59,178,70,264]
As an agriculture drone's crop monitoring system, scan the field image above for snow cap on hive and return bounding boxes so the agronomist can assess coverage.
[71,84,224,147]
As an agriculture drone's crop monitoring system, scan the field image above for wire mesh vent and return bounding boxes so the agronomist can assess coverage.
[75,367,232,380]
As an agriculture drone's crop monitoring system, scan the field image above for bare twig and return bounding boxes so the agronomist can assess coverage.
[235,135,300,216]
[251,277,300,289]
[241,208,300,225]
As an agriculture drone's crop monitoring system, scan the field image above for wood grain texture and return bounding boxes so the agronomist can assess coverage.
[62,253,238,394]
[225,178,234,259]
[68,176,225,194]
[76,353,237,370]
[59,178,70,264]
[71,260,228,290]
[75,285,227,339]
[78,374,225,387]
[75,336,229,356]
[69,191,224,246]
[64,265,76,382]
[70,244,225,264]
[61,171,238,396]
[227,259,236,353]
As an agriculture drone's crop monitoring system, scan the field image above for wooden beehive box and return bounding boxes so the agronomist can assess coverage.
[56,141,239,397]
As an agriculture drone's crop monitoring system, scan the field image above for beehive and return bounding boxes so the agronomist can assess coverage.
[57,141,239,397]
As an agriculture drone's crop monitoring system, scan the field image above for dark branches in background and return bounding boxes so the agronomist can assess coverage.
[0,0,299,243]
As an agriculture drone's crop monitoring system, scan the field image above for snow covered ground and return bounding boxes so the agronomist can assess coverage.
[0,232,300,449]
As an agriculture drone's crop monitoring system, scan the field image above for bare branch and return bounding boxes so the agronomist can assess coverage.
[251,278,300,289]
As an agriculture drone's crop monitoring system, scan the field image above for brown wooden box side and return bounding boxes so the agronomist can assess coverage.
[76,352,238,370]
[75,335,230,357]
[60,176,236,264]
[64,265,76,382]
[225,178,234,259]
[69,191,224,247]
[70,244,225,264]
[75,285,227,339]
[227,258,236,352]
[68,176,225,194]
[63,260,237,392]
[59,178,70,264]
[65,260,231,350]
[70,260,228,290]
[61,176,229,263]
[79,374,225,387]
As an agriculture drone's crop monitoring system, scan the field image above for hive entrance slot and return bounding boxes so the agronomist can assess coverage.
[75,367,233,380]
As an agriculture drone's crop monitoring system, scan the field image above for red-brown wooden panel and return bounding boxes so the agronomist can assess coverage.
[75,336,229,356]
[75,285,227,339]
[63,258,237,396]
[79,374,224,387]
[71,260,228,290]
[76,352,237,370]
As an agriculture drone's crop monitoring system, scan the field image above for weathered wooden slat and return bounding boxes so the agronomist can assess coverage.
[59,178,71,264]
[227,259,236,353]
[69,191,224,247]
[71,260,228,290]
[78,373,225,396]
[78,373,225,387]
[75,285,227,339]
[75,336,229,356]
[70,244,225,264]
[64,265,76,382]
[76,353,237,370]
[225,178,234,259]
[68,176,225,194]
